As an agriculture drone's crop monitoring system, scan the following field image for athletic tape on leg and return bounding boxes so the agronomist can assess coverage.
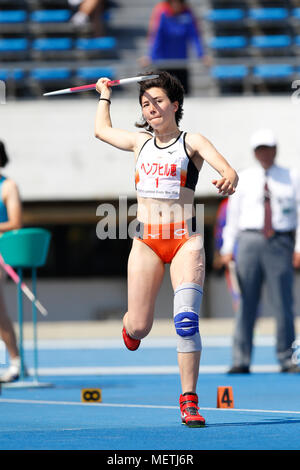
[174,283,203,353]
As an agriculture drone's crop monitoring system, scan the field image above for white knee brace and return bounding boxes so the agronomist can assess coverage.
[173,283,203,353]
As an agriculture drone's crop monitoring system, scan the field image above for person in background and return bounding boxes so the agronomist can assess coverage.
[0,141,23,383]
[69,0,108,36]
[212,197,228,271]
[140,0,210,93]
[221,129,300,374]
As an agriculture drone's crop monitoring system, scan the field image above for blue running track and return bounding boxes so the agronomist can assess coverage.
[0,335,300,451]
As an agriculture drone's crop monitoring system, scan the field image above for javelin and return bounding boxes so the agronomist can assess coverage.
[43,74,159,96]
[0,254,48,316]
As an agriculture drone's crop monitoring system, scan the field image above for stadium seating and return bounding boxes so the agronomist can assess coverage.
[31,37,73,60]
[75,37,116,51]
[209,36,248,50]
[32,37,72,51]
[0,69,25,81]
[292,8,300,20]
[1,0,300,97]
[0,38,28,50]
[0,38,29,61]
[205,9,245,23]
[211,65,248,80]
[207,3,300,94]
[248,8,289,22]
[75,66,115,81]
[30,10,71,23]
[250,35,292,49]
[29,67,72,95]
[0,0,119,98]
[253,64,294,80]
[0,10,27,23]
[30,67,72,81]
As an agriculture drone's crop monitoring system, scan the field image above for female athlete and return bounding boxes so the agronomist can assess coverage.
[95,71,238,427]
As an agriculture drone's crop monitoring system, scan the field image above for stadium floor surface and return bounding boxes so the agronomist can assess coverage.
[0,319,299,453]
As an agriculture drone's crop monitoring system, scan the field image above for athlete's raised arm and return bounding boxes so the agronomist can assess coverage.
[94,77,141,153]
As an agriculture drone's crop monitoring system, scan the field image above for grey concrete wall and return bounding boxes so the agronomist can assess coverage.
[1,96,300,201]
[3,269,300,323]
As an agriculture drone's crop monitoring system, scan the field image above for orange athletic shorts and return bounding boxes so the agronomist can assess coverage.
[134,217,199,264]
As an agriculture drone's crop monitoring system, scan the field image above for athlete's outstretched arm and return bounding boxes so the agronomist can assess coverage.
[188,133,238,196]
[94,77,138,152]
[0,179,22,233]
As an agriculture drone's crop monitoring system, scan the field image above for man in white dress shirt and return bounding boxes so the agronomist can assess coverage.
[221,128,300,373]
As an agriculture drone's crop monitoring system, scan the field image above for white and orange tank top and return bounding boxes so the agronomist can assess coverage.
[135,131,199,199]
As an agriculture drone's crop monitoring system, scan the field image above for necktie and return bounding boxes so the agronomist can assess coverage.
[263,177,274,238]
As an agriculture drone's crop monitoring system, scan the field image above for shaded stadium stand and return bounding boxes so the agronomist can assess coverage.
[29,67,72,95]
[250,35,292,49]
[248,8,289,22]
[30,9,71,23]
[75,66,114,81]
[211,64,248,79]
[206,8,245,23]
[30,67,72,80]
[252,63,295,93]
[211,64,249,95]
[0,0,118,98]
[293,8,300,20]
[75,36,117,59]
[0,10,27,22]
[32,37,72,49]
[253,64,294,80]
[0,38,29,61]
[0,68,25,81]
[250,35,292,57]
[207,2,300,95]
[1,0,300,98]
[209,36,248,58]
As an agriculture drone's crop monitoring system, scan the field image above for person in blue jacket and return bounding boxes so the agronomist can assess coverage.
[141,0,210,93]
[0,141,23,383]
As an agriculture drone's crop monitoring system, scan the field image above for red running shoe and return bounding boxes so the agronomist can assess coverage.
[122,327,141,351]
[179,392,206,427]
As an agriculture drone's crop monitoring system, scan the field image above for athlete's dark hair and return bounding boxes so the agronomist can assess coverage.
[135,71,185,133]
[0,141,9,168]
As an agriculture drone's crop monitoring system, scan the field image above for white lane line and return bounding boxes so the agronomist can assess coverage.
[21,336,282,349]
[30,364,279,375]
[0,398,300,416]
[0,365,280,376]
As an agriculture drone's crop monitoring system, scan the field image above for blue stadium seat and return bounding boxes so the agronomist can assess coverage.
[253,64,294,79]
[251,35,292,48]
[0,69,25,81]
[211,65,248,79]
[0,38,28,51]
[75,37,116,50]
[32,38,72,51]
[30,10,71,23]
[0,10,27,23]
[294,36,300,46]
[76,67,115,80]
[209,36,247,50]
[206,9,245,22]
[292,8,300,20]
[248,8,288,21]
[30,68,72,81]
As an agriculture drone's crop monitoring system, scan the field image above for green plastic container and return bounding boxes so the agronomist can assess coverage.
[0,228,51,268]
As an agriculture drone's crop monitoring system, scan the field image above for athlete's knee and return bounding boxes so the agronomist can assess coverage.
[173,282,203,353]
[126,320,152,340]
